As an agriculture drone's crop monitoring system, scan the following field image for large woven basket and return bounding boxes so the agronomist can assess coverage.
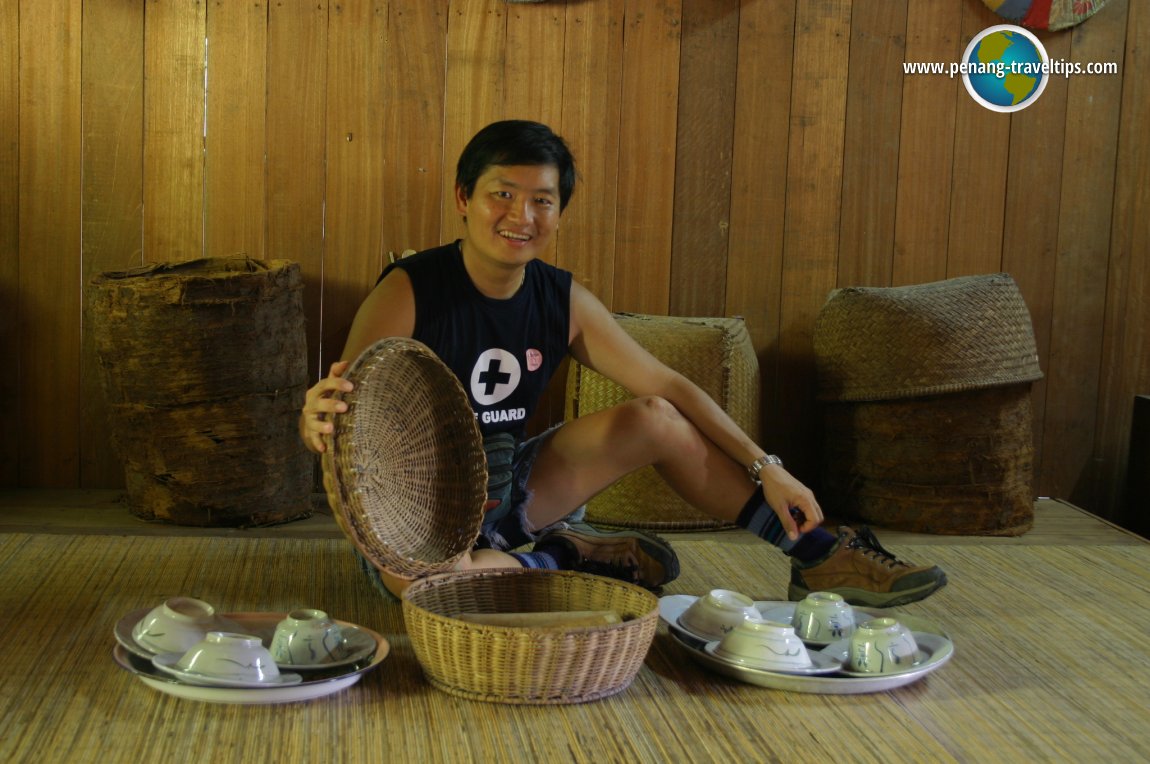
[814,273,1042,536]
[321,337,487,578]
[814,273,1042,402]
[403,569,658,704]
[565,313,759,529]
[88,257,312,527]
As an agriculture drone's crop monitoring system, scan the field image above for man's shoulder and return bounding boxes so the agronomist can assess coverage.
[378,241,458,284]
[526,257,573,288]
[407,241,458,263]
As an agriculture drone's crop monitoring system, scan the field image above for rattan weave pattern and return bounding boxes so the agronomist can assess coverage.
[322,338,487,578]
[403,569,659,704]
[814,273,1043,402]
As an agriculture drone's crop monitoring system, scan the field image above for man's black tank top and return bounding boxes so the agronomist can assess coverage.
[379,241,572,438]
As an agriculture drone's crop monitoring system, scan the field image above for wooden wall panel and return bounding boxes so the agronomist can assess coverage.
[1093,0,1148,520]
[0,0,20,486]
[505,0,566,160]
[945,1,1010,278]
[726,0,794,445]
[381,1,447,256]
[777,0,851,482]
[441,0,507,245]
[837,0,907,289]
[1,0,1148,527]
[1042,1,1128,505]
[80,0,144,488]
[557,0,624,304]
[18,0,82,487]
[322,0,388,368]
[142,0,206,262]
[267,0,328,381]
[542,0,629,436]
[205,0,268,260]
[613,0,681,314]
[668,0,738,317]
[892,0,962,286]
[1001,29,1073,491]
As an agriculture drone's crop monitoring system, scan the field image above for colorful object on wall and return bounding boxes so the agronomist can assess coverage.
[981,0,1111,31]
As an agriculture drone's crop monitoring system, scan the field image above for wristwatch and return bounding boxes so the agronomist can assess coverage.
[747,454,783,484]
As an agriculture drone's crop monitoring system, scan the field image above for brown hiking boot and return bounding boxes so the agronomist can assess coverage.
[534,523,680,590]
[788,526,947,607]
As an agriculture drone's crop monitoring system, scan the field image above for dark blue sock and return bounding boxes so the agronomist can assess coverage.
[509,551,560,570]
[735,491,837,561]
[788,527,837,562]
[736,491,790,547]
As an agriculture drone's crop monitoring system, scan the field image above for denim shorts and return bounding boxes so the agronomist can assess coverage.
[475,424,585,551]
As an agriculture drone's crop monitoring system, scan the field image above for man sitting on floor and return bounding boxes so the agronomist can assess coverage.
[299,119,947,607]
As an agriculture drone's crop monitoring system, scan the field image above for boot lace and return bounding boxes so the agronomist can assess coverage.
[847,526,906,569]
[574,557,639,584]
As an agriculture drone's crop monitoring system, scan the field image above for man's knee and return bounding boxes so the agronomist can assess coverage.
[625,395,685,432]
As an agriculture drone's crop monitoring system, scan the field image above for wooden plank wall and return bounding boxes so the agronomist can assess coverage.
[1,0,1147,529]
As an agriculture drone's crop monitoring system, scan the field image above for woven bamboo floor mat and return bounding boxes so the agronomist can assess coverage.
[1,531,1148,763]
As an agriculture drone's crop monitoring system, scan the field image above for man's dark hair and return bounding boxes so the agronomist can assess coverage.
[456,120,577,212]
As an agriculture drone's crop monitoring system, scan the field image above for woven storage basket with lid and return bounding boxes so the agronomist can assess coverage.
[813,274,1042,536]
[322,338,658,703]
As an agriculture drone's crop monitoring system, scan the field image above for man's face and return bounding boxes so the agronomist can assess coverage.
[455,163,561,270]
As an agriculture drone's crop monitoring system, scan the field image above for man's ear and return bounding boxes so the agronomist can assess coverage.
[454,182,470,216]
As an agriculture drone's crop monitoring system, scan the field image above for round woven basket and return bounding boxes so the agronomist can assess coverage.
[403,569,658,704]
[321,337,488,578]
[814,273,1043,402]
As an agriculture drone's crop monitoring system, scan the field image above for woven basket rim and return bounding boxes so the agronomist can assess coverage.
[403,568,660,613]
[93,256,286,283]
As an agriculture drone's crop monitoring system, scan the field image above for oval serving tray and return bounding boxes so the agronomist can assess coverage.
[115,609,378,671]
[661,595,954,694]
[112,621,391,704]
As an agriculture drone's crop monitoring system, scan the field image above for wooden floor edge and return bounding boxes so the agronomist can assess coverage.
[0,490,1145,546]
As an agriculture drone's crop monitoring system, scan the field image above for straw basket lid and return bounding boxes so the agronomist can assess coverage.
[813,273,1043,402]
[321,337,487,578]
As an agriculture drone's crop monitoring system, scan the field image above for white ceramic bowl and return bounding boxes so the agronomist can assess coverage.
[270,608,346,665]
[792,591,856,642]
[848,617,920,674]
[678,589,758,641]
[714,619,813,672]
[167,631,284,684]
[132,597,217,654]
